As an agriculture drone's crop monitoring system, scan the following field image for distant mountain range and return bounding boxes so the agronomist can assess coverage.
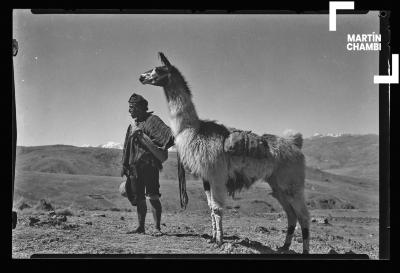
[15,134,378,182]
[85,133,366,150]
[82,141,177,151]
[81,142,123,149]
[302,134,378,181]
[311,133,353,138]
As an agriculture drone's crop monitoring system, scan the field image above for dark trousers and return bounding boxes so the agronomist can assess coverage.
[134,162,161,201]
[127,162,162,231]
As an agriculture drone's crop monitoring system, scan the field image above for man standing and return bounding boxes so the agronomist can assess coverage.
[121,93,174,235]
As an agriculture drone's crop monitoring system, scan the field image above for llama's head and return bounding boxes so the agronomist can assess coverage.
[139,52,188,88]
[139,52,174,87]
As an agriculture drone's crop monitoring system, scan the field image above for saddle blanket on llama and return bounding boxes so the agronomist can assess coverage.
[224,128,274,159]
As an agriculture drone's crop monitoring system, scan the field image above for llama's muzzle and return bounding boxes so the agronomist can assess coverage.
[139,74,150,84]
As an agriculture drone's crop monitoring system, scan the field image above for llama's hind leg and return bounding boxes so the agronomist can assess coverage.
[203,180,216,243]
[209,174,227,247]
[288,193,310,254]
[275,192,298,252]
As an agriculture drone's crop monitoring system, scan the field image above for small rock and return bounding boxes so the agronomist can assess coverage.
[255,226,269,233]
[57,215,67,222]
[62,223,79,230]
[311,217,329,224]
[85,221,93,225]
[328,249,339,254]
[242,238,250,244]
[120,216,125,220]
[29,217,40,226]
[93,213,106,217]
[223,243,234,253]
[18,202,31,210]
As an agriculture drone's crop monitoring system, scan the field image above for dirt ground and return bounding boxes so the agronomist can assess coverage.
[12,208,379,259]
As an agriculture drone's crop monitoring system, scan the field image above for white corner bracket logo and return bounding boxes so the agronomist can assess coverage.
[329,1,355,31]
[374,54,399,84]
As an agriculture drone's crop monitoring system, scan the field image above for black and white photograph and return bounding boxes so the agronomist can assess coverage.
[11,8,390,259]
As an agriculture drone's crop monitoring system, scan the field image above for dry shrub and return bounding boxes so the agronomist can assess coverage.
[16,198,31,210]
[34,199,54,211]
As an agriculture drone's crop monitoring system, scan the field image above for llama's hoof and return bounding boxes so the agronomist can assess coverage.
[277,245,290,252]
[302,249,310,254]
[207,237,216,244]
[214,240,224,248]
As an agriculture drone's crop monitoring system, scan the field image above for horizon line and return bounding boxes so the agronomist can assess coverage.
[15,132,379,148]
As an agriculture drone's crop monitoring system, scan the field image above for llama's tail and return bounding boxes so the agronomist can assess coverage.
[283,130,303,150]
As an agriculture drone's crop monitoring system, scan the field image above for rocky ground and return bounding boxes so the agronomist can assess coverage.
[12,207,379,259]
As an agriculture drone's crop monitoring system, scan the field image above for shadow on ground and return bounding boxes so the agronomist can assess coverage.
[163,232,296,254]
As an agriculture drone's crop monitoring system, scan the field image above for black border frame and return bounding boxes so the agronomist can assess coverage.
[10,6,392,261]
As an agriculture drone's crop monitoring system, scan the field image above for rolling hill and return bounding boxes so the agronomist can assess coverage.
[15,134,379,181]
[302,134,379,181]
[13,134,379,212]
[15,145,197,180]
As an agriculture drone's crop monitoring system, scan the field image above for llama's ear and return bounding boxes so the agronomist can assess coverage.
[159,52,171,67]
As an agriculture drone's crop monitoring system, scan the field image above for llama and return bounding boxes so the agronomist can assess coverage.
[139,52,310,254]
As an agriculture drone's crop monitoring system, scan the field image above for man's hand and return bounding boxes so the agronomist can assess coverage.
[132,129,143,139]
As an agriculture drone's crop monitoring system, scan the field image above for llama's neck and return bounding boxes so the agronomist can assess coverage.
[163,84,200,136]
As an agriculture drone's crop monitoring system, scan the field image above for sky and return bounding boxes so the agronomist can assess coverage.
[13,10,380,147]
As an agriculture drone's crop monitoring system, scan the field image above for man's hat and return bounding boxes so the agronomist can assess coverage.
[128,93,148,111]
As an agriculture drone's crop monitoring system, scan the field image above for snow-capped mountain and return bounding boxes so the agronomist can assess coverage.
[98,141,123,149]
[311,132,352,138]
[81,144,92,147]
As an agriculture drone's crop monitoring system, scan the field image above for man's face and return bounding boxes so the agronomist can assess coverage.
[129,103,143,119]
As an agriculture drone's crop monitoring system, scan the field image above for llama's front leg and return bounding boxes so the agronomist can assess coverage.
[213,208,223,246]
[210,210,217,243]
